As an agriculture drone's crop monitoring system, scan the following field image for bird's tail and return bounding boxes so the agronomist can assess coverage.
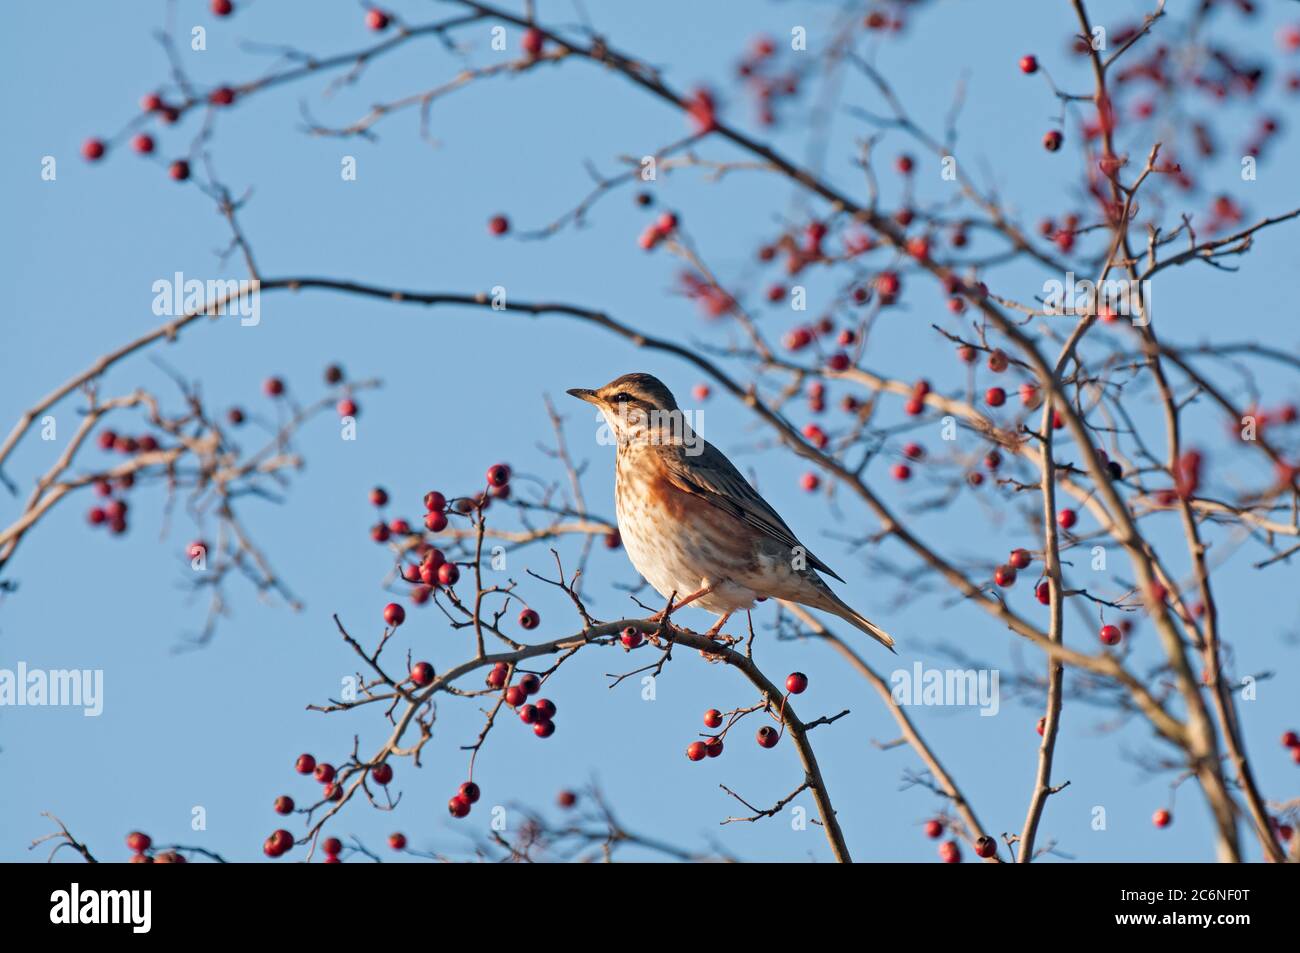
[795,589,896,652]
[780,579,894,647]
[835,604,896,652]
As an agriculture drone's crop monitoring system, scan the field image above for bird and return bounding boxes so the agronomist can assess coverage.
[567,372,895,651]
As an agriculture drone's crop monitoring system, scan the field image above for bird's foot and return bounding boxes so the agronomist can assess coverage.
[649,585,714,628]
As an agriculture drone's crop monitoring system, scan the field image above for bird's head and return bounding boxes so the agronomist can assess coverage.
[567,373,694,448]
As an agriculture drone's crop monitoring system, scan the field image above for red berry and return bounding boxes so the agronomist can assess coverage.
[437,562,459,586]
[384,602,405,627]
[985,387,1006,407]
[704,708,723,728]
[459,781,481,803]
[169,159,190,181]
[621,627,643,649]
[686,741,708,761]
[891,463,912,482]
[895,154,914,174]
[368,487,388,508]
[1036,716,1046,736]
[486,463,511,487]
[557,790,577,808]
[903,442,925,460]
[87,507,107,526]
[939,840,962,863]
[274,795,294,815]
[1019,54,1039,74]
[371,763,393,785]
[486,664,508,689]
[1058,508,1078,529]
[448,796,471,818]
[366,8,390,31]
[263,376,285,397]
[519,673,541,696]
[535,698,556,719]
[756,726,779,748]
[692,383,711,402]
[974,835,997,858]
[800,472,820,492]
[82,138,106,161]
[987,349,1009,373]
[1284,731,1300,748]
[533,718,556,738]
[268,829,294,857]
[519,608,540,630]
[424,490,447,512]
[410,661,434,687]
[1153,809,1172,828]
[314,762,335,784]
[994,565,1017,587]
[209,86,236,106]
[1042,130,1063,152]
[1036,581,1051,605]
[1009,549,1032,570]
[519,704,538,724]
[923,819,943,839]
[785,672,808,694]
[131,134,155,155]
[337,398,358,418]
[705,737,724,758]
[522,26,544,56]
[1100,624,1122,646]
[389,832,407,850]
[322,836,343,856]
[504,685,527,707]
[488,215,510,236]
[125,831,151,852]
[211,0,233,15]
[424,510,448,532]
[295,753,316,774]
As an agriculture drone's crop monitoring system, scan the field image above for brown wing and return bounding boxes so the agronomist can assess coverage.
[660,441,846,583]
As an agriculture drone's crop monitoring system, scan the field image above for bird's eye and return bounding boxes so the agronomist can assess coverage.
[611,392,631,403]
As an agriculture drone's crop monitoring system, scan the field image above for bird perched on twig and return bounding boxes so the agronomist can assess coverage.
[568,372,895,651]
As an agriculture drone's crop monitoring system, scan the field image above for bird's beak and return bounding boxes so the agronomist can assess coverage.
[566,387,598,404]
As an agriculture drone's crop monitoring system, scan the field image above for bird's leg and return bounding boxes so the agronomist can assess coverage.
[650,585,714,624]
[704,611,733,639]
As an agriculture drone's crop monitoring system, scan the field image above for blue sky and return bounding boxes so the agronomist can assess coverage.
[2,1,1298,863]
